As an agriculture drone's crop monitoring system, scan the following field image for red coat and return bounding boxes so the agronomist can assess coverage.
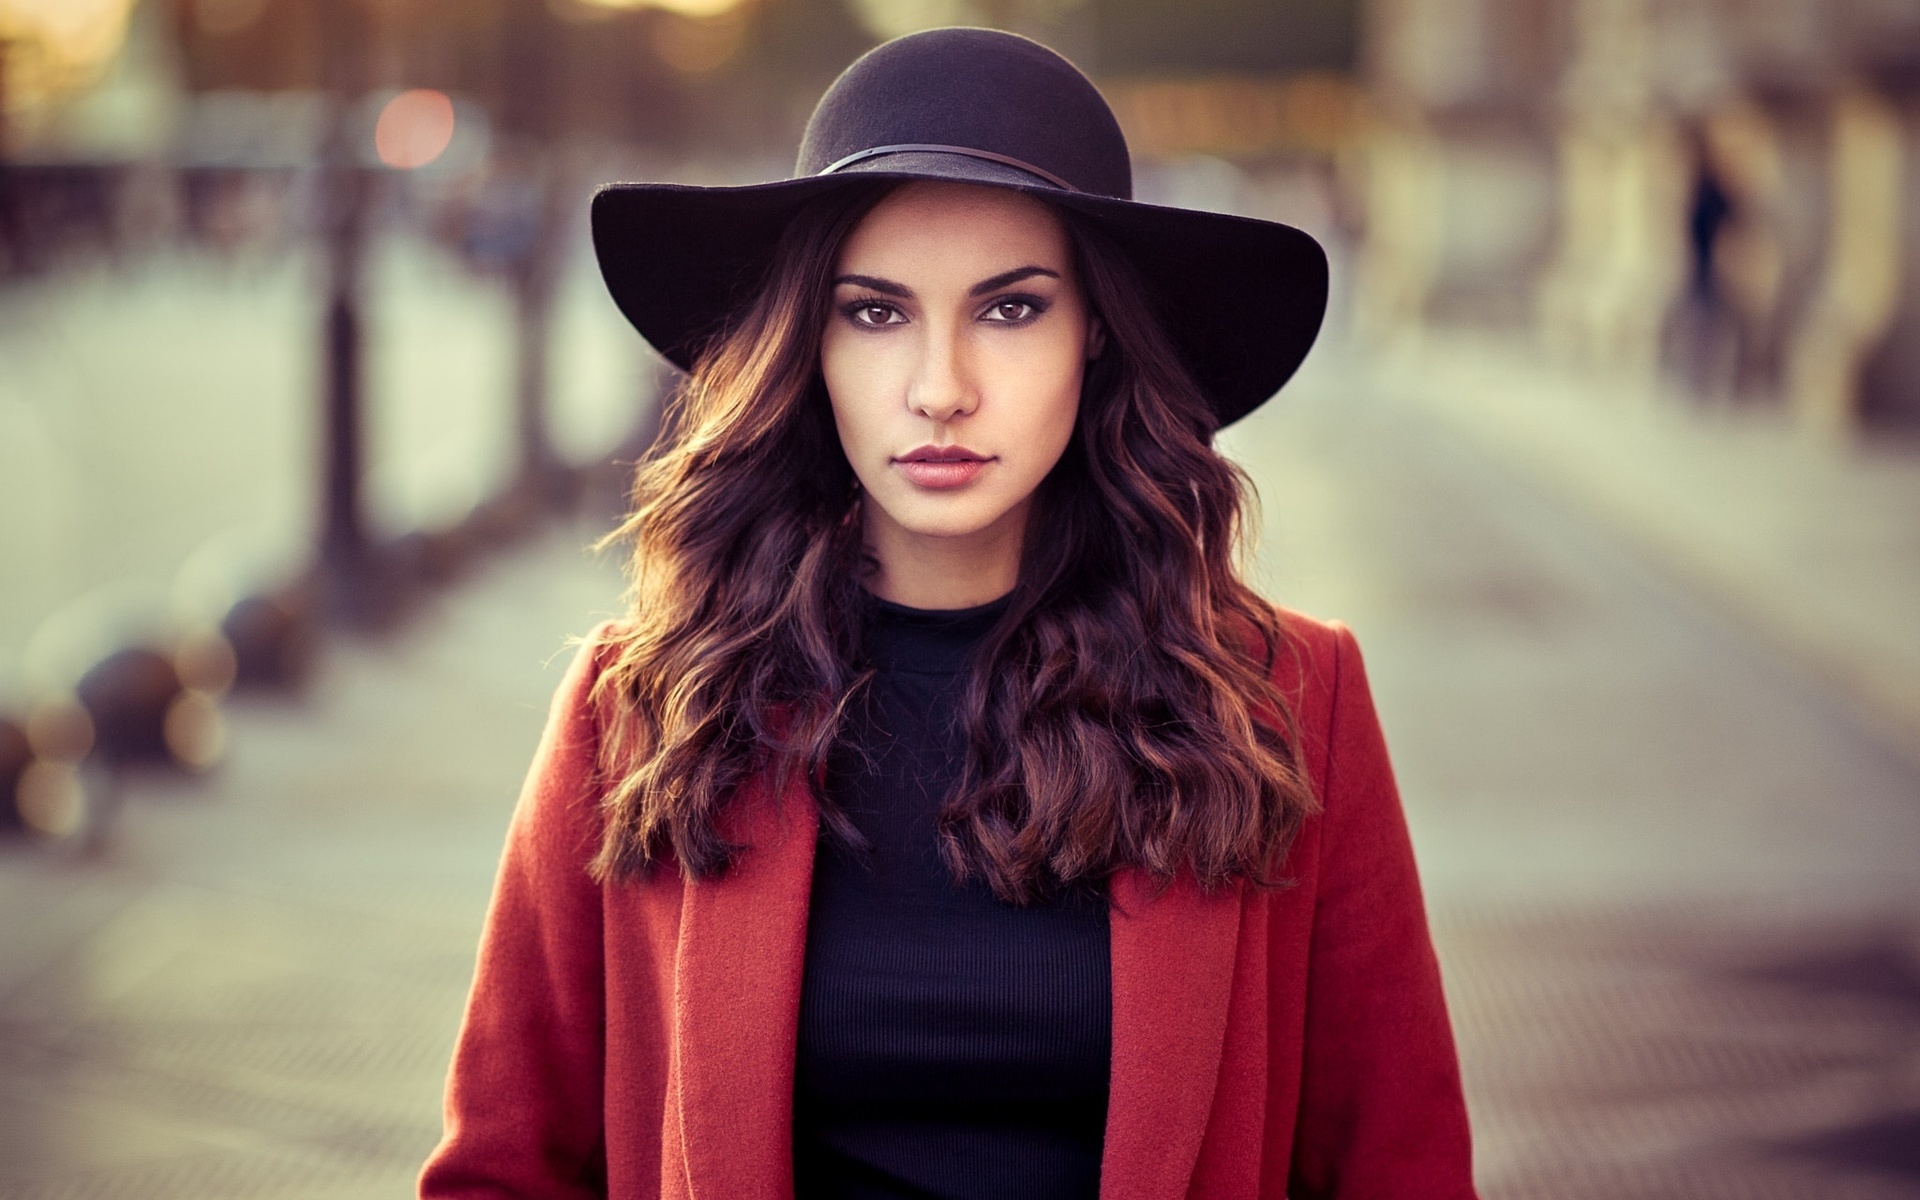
[419,609,1478,1199]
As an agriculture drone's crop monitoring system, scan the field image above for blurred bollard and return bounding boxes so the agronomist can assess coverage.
[6,567,291,849]
[0,718,31,834]
[75,648,209,770]
[18,695,95,840]
[176,525,316,690]
[220,587,316,691]
[168,627,236,771]
[18,584,168,845]
[174,625,239,697]
[24,696,93,766]
[14,761,90,841]
[13,643,228,853]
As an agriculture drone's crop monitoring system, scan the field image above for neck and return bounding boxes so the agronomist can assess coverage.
[860,499,1025,610]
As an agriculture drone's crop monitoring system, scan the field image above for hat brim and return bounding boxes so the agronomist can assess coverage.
[590,161,1327,429]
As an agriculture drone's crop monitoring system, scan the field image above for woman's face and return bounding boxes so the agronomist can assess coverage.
[822,181,1101,568]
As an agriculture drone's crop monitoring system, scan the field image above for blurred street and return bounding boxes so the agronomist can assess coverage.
[2,344,1918,1199]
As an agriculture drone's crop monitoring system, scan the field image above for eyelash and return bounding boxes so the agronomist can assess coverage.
[985,294,1049,324]
[841,296,905,328]
[839,293,1051,329]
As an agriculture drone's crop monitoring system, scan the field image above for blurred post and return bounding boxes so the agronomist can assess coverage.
[513,164,571,504]
[1534,0,1686,383]
[1350,109,1444,340]
[500,0,569,509]
[0,33,15,268]
[0,32,9,159]
[316,0,378,615]
[1353,0,1561,340]
[1852,68,1920,433]
[1783,84,1901,437]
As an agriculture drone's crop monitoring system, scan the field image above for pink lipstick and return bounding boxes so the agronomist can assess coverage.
[892,444,992,489]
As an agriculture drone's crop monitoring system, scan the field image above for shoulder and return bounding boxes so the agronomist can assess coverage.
[512,619,630,841]
[1268,602,1349,673]
[547,617,633,728]
[1260,602,1357,710]
[1254,602,1374,796]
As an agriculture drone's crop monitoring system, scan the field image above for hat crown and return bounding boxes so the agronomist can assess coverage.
[794,27,1132,200]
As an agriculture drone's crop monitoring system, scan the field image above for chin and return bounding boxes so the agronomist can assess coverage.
[885,494,1022,541]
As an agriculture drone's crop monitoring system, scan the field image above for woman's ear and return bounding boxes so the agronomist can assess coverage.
[1086,316,1107,361]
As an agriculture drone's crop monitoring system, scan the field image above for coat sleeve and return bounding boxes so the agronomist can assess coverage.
[1287,622,1478,1199]
[418,630,614,1199]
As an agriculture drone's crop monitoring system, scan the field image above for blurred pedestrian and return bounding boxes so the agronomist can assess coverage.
[421,27,1475,1200]
[1670,119,1744,402]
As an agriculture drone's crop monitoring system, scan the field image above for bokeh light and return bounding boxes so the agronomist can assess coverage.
[162,690,225,771]
[572,0,749,17]
[651,7,751,74]
[15,760,85,838]
[375,88,457,170]
[189,0,267,37]
[0,0,138,114]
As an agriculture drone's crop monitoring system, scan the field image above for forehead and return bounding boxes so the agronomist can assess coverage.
[835,181,1070,271]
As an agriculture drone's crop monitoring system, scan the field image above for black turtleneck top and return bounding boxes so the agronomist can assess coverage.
[792,591,1112,1200]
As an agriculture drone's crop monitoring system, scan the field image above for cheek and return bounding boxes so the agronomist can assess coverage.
[987,334,1084,448]
[821,332,890,457]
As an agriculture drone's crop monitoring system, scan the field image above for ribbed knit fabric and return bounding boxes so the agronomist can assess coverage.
[793,591,1111,1200]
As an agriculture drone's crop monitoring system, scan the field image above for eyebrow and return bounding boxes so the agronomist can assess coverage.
[831,264,1061,299]
[968,265,1059,296]
[833,273,912,297]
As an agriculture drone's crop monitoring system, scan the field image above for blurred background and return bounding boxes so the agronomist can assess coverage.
[1,0,1918,1196]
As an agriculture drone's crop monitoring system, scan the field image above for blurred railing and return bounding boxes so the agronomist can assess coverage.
[0,153,664,846]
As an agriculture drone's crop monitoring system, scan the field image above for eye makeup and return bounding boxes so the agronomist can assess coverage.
[835,291,1054,329]
[840,296,907,327]
[979,293,1051,324]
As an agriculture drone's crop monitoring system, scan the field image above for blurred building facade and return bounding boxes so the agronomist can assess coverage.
[21,0,1919,843]
[1356,0,1920,436]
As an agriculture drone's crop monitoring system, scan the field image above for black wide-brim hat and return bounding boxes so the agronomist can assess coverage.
[591,27,1328,429]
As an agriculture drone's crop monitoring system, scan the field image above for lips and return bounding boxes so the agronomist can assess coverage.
[892,445,993,489]
[894,444,989,463]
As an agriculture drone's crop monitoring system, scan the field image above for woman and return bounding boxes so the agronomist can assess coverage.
[420,27,1477,1200]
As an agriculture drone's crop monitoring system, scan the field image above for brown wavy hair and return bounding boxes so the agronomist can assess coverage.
[589,180,1317,902]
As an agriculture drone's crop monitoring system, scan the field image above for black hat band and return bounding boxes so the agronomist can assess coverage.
[816,144,1082,193]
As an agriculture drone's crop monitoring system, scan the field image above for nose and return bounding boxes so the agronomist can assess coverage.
[906,322,976,423]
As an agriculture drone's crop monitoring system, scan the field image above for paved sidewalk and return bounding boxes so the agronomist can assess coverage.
[0,522,629,1200]
[1363,333,1920,762]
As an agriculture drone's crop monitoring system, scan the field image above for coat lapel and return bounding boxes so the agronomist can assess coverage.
[667,779,1245,1200]
[1102,868,1245,1200]
[671,775,818,1200]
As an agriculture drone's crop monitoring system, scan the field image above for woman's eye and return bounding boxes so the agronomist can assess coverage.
[983,297,1044,323]
[847,301,903,327]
